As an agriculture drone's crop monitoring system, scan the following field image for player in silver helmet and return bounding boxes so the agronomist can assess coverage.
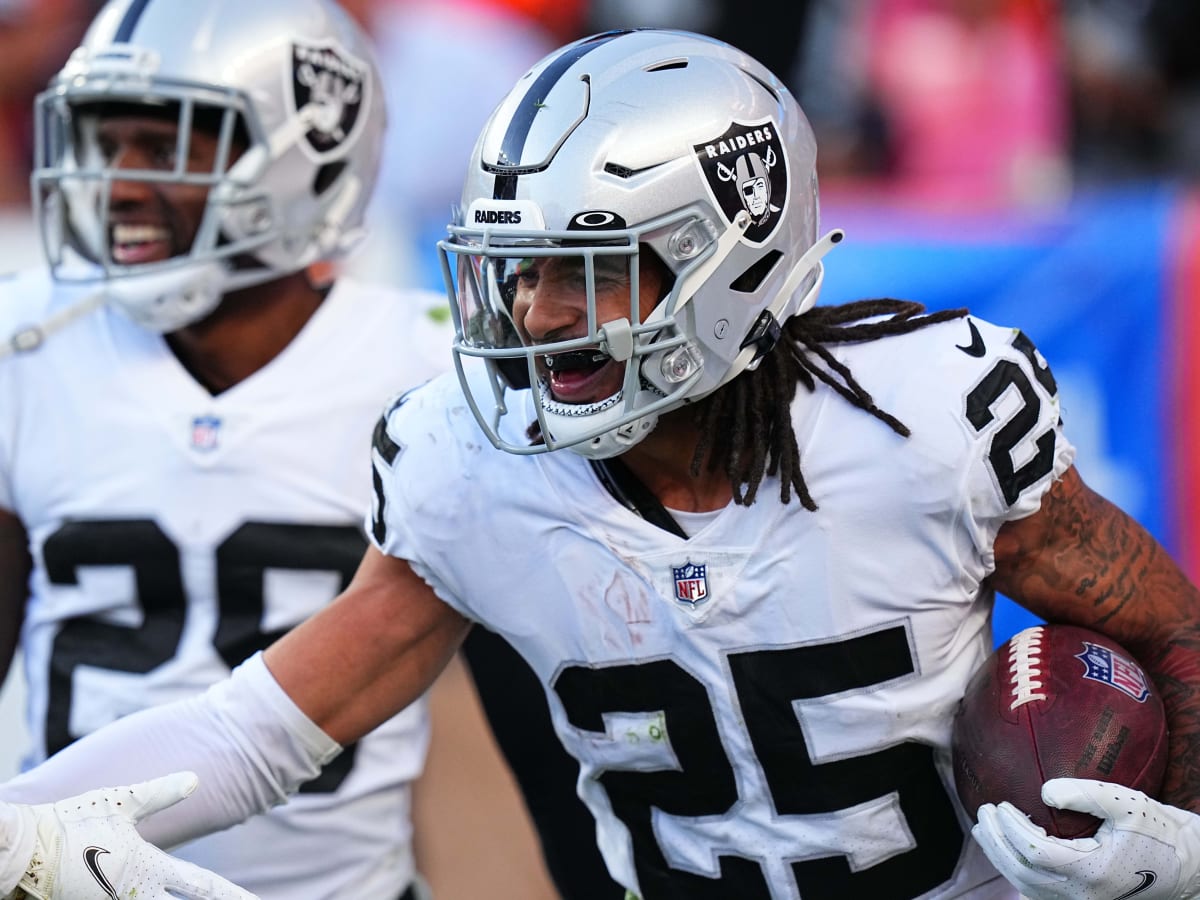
[31,0,383,333]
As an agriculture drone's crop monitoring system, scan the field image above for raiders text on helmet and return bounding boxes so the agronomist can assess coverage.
[440,29,842,458]
[33,0,385,332]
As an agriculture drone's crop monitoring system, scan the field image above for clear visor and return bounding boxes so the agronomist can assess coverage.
[451,251,527,353]
[442,236,663,360]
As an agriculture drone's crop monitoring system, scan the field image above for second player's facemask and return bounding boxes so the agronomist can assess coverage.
[30,0,386,334]
[35,93,260,332]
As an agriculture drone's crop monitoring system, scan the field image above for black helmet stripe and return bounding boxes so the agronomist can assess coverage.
[115,0,155,41]
[492,31,626,200]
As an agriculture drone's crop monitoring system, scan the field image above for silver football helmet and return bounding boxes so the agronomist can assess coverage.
[441,29,842,459]
[32,0,384,332]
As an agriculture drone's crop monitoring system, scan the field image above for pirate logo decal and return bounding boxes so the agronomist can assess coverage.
[693,120,788,246]
[291,40,369,158]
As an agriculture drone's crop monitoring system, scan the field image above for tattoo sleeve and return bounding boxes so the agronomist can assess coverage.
[991,465,1200,811]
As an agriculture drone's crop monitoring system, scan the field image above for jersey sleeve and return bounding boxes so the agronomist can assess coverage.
[839,313,1075,582]
[364,373,480,619]
[931,316,1076,567]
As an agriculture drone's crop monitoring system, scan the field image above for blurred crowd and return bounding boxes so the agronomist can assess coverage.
[792,0,1200,207]
[0,0,1196,283]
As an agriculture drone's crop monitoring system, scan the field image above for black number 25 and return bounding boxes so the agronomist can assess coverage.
[41,519,365,793]
[554,625,965,899]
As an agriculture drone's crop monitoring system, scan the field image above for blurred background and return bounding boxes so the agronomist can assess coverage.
[0,0,1198,893]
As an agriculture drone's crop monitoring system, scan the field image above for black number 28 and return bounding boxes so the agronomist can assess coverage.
[554,625,965,899]
[41,519,365,793]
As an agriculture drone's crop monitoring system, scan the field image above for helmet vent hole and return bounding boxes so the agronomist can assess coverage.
[742,69,782,102]
[313,161,346,195]
[645,59,688,73]
[730,250,782,293]
[604,162,635,179]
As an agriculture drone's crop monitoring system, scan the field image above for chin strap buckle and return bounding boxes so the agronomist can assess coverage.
[739,310,782,366]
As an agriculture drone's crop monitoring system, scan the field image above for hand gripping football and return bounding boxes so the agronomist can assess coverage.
[952,624,1168,838]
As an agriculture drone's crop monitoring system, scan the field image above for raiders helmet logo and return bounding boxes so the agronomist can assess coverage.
[291,40,369,158]
[693,120,788,246]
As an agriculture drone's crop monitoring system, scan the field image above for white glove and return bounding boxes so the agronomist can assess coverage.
[0,772,259,900]
[972,777,1200,900]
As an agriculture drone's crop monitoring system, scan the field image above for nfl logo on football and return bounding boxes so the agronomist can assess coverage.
[672,561,709,608]
[1076,642,1152,702]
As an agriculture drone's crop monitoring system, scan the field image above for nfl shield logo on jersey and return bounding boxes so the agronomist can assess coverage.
[672,561,709,608]
[190,415,221,452]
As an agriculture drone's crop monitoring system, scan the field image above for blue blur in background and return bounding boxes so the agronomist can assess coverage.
[820,185,1179,644]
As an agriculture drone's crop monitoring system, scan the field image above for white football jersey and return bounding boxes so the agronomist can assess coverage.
[373,314,1075,900]
[0,269,452,900]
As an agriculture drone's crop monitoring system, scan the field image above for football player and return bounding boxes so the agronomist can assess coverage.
[4,27,1200,900]
[0,0,452,898]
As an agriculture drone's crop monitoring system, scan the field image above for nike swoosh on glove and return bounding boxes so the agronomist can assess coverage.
[1,772,259,900]
[972,778,1200,900]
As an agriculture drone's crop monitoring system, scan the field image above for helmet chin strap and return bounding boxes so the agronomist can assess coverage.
[0,288,106,361]
[776,228,845,319]
[670,211,752,315]
[101,260,228,333]
[547,384,666,460]
[718,227,844,385]
[640,210,753,339]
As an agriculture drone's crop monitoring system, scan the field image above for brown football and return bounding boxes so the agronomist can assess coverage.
[952,624,1169,838]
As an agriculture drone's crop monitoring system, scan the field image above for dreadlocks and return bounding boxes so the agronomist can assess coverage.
[691,299,969,510]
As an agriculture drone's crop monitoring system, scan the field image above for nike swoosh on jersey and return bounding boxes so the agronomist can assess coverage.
[1112,870,1158,900]
[83,845,119,900]
[956,320,986,357]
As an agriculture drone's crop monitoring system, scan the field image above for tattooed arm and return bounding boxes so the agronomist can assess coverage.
[976,464,1200,899]
[990,464,1200,812]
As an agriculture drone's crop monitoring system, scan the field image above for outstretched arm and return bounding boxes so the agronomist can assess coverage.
[0,546,470,849]
[990,464,1200,811]
[264,544,471,746]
